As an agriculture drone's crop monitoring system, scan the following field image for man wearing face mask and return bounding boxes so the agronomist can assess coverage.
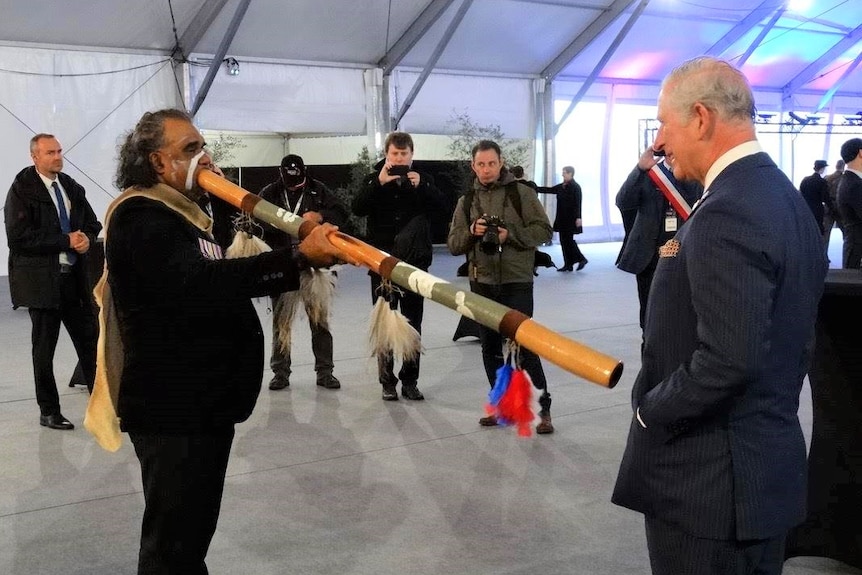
[99,109,341,574]
[258,154,348,391]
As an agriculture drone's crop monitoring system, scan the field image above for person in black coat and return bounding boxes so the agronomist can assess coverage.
[616,146,703,333]
[4,134,102,430]
[799,159,830,233]
[352,131,446,401]
[538,166,587,271]
[837,138,862,269]
[105,109,341,574]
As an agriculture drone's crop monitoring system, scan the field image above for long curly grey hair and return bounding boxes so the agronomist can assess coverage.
[115,109,192,190]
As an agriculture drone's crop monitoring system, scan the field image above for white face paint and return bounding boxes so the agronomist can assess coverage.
[185,149,206,192]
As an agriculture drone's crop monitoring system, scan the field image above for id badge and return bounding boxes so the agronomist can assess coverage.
[664,216,678,233]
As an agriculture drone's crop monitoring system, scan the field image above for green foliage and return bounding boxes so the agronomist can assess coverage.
[206,132,247,167]
[445,110,532,189]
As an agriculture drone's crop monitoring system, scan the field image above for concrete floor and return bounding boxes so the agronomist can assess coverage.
[0,238,858,575]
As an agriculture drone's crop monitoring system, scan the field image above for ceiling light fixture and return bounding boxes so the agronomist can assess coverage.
[224,57,240,76]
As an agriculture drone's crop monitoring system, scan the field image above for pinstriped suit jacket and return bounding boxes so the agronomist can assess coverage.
[612,152,828,540]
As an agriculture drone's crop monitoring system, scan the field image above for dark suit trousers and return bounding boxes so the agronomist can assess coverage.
[559,231,585,268]
[470,281,547,391]
[370,273,424,384]
[28,272,97,415]
[130,427,235,575]
[645,516,787,575]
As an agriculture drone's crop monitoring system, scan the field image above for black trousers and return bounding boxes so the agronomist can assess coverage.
[470,281,547,391]
[645,515,787,575]
[370,272,424,384]
[130,427,235,575]
[28,271,97,415]
[559,231,585,268]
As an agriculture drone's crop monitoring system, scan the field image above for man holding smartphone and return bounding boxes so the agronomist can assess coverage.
[352,132,446,401]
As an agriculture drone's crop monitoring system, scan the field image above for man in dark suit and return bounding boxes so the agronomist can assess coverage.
[799,159,830,233]
[612,57,827,575]
[4,134,102,430]
[836,138,862,269]
[615,146,702,332]
[538,166,587,271]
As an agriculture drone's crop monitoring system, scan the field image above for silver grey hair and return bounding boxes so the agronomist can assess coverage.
[662,57,755,124]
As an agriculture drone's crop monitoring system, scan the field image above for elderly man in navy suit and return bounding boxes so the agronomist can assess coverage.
[612,57,827,574]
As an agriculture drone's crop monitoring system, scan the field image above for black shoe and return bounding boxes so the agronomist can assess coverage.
[268,376,289,390]
[401,383,425,401]
[576,258,588,271]
[557,266,573,272]
[316,373,341,389]
[40,413,74,430]
[382,383,399,401]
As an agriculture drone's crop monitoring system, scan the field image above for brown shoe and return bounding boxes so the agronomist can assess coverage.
[479,415,498,427]
[536,411,555,434]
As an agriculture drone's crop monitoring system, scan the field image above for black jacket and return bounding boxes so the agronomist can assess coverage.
[799,172,830,233]
[4,166,102,309]
[106,196,300,433]
[352,161,446,268]
[258,177,348,250]
[538,180,582,233]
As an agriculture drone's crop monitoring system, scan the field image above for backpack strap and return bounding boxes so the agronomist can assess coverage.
[462,181,524,223]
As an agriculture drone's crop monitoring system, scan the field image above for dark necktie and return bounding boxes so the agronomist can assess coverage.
[51,182,77,265]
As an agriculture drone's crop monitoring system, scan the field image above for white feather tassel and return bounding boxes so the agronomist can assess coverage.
[300,268,337,328]
[368,295,422,363]
[274,290,300,355]
[225,231,272,259]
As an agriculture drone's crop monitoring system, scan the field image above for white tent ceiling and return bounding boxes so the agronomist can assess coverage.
[2,0,861,123]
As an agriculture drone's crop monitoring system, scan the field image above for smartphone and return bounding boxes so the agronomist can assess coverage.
[652,148,666,157]
[388,165,410,176]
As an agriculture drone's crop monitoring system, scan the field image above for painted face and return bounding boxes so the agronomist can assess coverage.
[471,148,502,186]
[150,118,211,200]
[653,84,701,183]
[31,137,64,178]
[386,145,413,166]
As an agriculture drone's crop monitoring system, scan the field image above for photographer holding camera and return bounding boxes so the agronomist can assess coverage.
[352,131,446,401]
[448,140,555,434]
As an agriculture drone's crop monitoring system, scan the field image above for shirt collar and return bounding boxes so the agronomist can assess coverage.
[37,170,59,190]
[846,167,862,179]
[703,140,763,192]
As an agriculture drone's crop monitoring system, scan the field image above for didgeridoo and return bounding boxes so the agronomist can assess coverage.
[199,170,623,388]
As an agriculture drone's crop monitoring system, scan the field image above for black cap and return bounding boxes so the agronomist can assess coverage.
[814,160,828,171]
[280,154,305,186]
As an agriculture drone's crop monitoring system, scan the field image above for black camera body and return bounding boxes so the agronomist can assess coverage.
[480,215,504,254]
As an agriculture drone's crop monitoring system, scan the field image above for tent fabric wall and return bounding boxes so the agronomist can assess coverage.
[390,71,535,139]
[191,60,368,134]
[0,46,183,272]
